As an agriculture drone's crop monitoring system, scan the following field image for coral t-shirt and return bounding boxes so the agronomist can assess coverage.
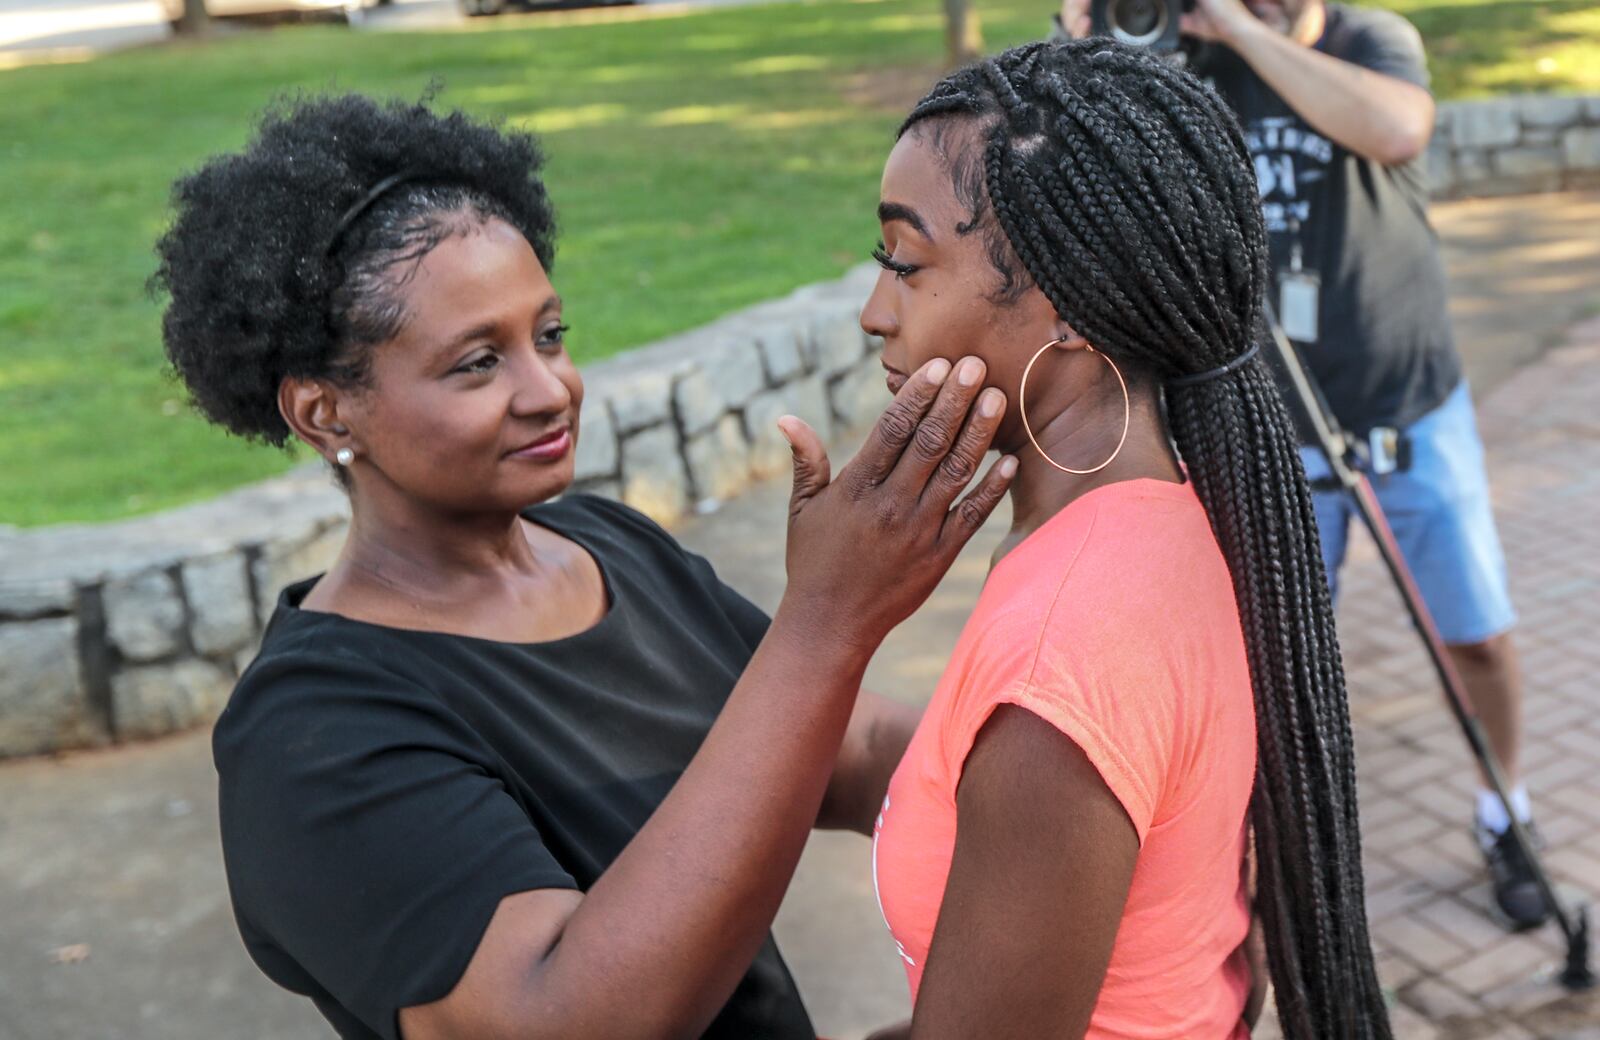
[871,478,1257,1039]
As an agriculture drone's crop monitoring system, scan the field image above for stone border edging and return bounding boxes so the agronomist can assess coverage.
[1430,95,1600,199]
[6,91,1600,758]
[0,263,891,758]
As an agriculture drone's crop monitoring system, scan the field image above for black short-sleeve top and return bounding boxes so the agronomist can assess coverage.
[213,494,814,1040]
[1194,4,1462,436]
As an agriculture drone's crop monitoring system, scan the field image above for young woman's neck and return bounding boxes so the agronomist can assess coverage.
[1002,388,1182,555]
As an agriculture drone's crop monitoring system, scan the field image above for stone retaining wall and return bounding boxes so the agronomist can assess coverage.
[6,92,1599,758]
[1430,94,1600,199]
[0,264,891,759]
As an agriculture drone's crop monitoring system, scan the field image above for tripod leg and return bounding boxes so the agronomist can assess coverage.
[1349,475,1591,985]
[1259,302,1591,986]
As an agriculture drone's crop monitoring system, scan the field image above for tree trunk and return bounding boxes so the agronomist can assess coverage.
[175,0,211,35]
[942,0,984,67]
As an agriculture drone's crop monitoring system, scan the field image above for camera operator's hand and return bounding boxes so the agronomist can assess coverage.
[1058,0,1090,39]
[1180,0,1260,46]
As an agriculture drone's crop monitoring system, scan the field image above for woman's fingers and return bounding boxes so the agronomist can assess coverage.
[844,358,952,489]
[923,386,1007,511]
[779,416,831,520]
[941,453,1019,549]
[882,356,988,499]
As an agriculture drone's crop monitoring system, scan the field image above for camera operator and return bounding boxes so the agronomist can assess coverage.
[1055,0,1548,932]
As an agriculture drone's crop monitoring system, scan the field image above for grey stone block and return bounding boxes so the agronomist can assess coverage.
[1455,100,1521,149]
[233,640,262,680]
[1432,104,1455,141]
[781,375,832,452]
[1566,166,1600,191]
[0,579,74,620]
[570,478,623,502]
[181,553,256,657]
[685,415,753,504]
[837,261,881,296]
[1455,148,1493,185]
[0,463,346,589]
[699,335,769,407]
[620,425,691,525]
[0,617,98,757]
[111,658,233,740]
[1564,127,1600,170]
[574,400,619,481]
[812,302,868,376]
[1452,176,1535,200]
[252,523,348,622]
[744,389,796,480]
[1494,146,1566,184]
[1422,141,1455,197]
[830,363,892,430]
[1519,95,1585,129]
[606,370,675,434]
[673,368,726,438]
[104,569,185,662]
[752,323,805,384]
[745,376,834,480]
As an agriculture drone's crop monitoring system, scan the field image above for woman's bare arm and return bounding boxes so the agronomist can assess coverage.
[905,705,1139,1040]
[818,691,923,835]
[401,359,1015,1040]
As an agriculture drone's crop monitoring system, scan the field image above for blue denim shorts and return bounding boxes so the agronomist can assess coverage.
[1299,381,1517,645]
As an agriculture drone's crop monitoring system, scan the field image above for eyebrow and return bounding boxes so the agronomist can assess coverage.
[440,295,563,352]
[877,201,933,240]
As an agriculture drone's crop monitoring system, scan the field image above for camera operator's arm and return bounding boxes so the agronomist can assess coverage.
[1183,0,1434,165]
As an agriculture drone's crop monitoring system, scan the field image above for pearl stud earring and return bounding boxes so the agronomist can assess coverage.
[335,448,354,466]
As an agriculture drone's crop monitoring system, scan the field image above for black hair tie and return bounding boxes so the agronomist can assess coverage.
[1167,343,1261,388]
[324,169,424,256]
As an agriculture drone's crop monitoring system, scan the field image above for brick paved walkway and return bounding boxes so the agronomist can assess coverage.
[1298,316,1600,1040]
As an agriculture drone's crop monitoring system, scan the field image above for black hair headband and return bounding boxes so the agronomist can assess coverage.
[1168,343,1261,388]
[324,169,424,256]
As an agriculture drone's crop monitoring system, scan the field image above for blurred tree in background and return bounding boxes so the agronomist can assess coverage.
[176,0,211,34]
[944,0,984,64]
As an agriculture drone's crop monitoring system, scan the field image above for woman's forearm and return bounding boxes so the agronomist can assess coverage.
[520,601,874,1038]
[1223,18,1434,165]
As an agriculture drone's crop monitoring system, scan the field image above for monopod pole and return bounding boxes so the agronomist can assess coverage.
[1259,304,1593,990]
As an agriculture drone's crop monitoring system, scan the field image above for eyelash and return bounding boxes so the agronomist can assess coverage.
[454,325,570,375]
[872,242,919,279]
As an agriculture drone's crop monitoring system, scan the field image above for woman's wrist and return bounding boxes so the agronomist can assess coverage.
[770,591,881,675]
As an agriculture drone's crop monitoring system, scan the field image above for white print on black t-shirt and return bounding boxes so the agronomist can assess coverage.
[1243,116,1334,234]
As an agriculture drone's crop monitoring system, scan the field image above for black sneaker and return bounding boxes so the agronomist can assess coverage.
[1475,820,1553,932]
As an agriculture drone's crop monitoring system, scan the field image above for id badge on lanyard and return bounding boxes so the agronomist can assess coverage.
[1278,225,1319,344]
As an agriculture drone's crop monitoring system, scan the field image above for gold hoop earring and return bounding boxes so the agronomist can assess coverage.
[1018,338,1130,475]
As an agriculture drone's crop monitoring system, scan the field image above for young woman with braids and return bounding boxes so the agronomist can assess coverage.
[864,39,1389,1039]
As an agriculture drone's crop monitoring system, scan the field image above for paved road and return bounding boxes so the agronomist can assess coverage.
[0,0,455,60]
[0,0,774,63]
[0,193,1595,1040]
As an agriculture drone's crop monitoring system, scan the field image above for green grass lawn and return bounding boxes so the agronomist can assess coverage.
[1,0,1594,526]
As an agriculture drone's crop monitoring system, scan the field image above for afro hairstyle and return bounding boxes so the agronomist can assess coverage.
[152,93,557,446]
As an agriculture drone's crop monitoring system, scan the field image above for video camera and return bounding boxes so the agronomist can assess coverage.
[1090,0,1194,51]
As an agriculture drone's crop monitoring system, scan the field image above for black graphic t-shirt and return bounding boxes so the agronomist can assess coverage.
[1195,5,1462,437]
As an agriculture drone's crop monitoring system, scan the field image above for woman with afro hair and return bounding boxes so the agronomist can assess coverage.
[154,93,1018,1040]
